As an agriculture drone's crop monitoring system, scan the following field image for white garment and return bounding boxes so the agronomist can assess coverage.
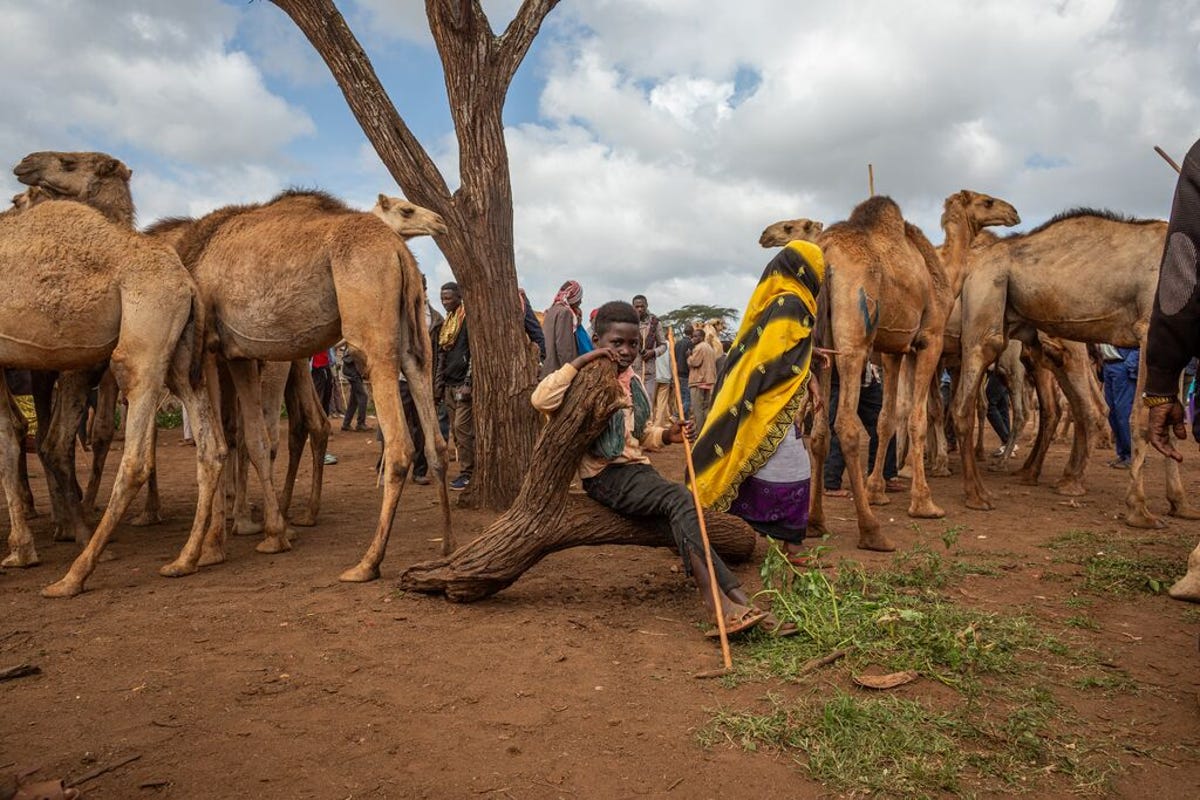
[755,426,811,483]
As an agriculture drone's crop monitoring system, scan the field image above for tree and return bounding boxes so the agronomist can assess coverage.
[658,304,740,334]
[270,0,559,510]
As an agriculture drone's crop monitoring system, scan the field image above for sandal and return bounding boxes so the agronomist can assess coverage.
[758,612,800,637]
[785,552,827,570]
[705,607,768,638]
[885,478,907,493]
[825,488,851,498]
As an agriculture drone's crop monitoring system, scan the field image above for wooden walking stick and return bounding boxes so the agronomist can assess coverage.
[1155,145,1182,174]
[666,328,733,676]
[868,163,875,196]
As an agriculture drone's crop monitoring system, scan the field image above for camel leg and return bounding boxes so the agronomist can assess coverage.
[806,363,832,537]
[129,424,163,526]
[340,363,412,581]
[160,342,228,577]
[0,380,39,567]
[1168,540,1200,602]
[904,342,946,519]
[1014,360,1057,484]
[30,373,70,541]
[927,373,951,477]
[43,356,165,597]
[6,388,37,517]
[833,354,891,551]
[197,354,229,565]
[286,360,329,527]
[232,419,260,536]
[39,372,92,545]
[866,354,902,506]
[83,367,118,512]
[1046,347,1093,497]
[226,360,290,553]
[953,336,1003,511]
[398,349,452,555]
[280,369,305,518]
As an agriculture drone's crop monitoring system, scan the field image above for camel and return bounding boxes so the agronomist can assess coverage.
[762,191,1019,551]
[166,188,450,581]
[952,208,1200,533]
[141,195,446,537]
[0,197,225,596]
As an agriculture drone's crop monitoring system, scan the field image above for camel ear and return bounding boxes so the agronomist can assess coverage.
[100,158,131,181]
[377,194,390,209]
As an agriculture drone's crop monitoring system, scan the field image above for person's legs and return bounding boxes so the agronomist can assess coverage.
[985,371,1011,443]
[312,367,332,417]
[941,380,957,448]
[342,375,360,430]
[582,464,758,627]
[689,386,705,430]
[450,389,475,480]
[400,380,428,478]
[653,382,672,427]
[860,379,883,473]
[1105,363,1134,462]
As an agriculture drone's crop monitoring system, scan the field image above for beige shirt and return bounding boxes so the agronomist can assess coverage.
[531,363,666,479]
[687,341,717,387]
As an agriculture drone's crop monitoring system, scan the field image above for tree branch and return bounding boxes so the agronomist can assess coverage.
[269,0,452,210]
[495,0,561,87]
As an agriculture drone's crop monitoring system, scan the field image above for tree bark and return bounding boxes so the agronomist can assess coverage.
[398,360,757,602]
[270,0,560,510]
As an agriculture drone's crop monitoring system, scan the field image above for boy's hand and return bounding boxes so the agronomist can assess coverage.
[1148,399,1188,462]
[665,419,696,444]
[808,372,824,416]
[814,347,838,369]
[571,348,617,371]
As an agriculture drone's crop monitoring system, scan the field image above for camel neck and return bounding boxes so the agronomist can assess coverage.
[940,204,977,298]
[89,184,136,229]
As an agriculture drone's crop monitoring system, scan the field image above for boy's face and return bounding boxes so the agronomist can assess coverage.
[440,289,461,313]
[594,321,640,370]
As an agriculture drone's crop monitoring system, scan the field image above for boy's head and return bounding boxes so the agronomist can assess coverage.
[631,294,648,320]
[690,328,704,344]
[592,301,641,370]
[440,281,461,313]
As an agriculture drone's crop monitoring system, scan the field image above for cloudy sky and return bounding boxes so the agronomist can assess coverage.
[1,0,1197,316]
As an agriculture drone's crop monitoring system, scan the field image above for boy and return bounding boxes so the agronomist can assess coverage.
[532,300,767,637]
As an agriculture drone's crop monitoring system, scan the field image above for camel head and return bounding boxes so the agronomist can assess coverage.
[12,151,134,226]
[371,194,448,239]
[946,190,1020,233]
[758,218,824,248]
[10,186,50,212]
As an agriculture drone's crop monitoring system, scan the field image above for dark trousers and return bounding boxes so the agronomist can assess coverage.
[342,372,368,428]
[400,380,427,477]
[985,371,1010,443]
[582,463,739,593]
[311,366,333,416]
[1103,362,1135,460]
[824,377,898,489]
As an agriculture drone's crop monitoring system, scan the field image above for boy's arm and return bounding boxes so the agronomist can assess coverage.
[530,364,578,413]
[687,345,703,368]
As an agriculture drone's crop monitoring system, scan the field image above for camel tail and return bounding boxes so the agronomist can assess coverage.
[398,247,429,372]
[187,291,207,389]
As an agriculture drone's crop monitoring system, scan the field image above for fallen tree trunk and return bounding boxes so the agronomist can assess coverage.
[399,360,757,602]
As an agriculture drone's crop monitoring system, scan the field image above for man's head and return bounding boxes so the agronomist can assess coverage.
[683,323,695,338]
[631,294,648,320]
[440,281,461,314]
[690,328,704,344]
[593,301,641,370]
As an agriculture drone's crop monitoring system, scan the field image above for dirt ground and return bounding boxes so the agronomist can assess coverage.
[2,422,1199,799]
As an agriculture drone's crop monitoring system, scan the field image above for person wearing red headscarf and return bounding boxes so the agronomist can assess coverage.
[540,280,585,379]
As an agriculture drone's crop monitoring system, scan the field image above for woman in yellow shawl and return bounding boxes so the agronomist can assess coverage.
[690,240,825,565]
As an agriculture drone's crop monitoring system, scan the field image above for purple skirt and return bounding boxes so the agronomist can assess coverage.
[728,475,810,543]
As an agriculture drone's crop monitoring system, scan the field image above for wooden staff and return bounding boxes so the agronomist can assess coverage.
[1155,145,1182,174]
[666,328,732,672]
[868,163,875,196]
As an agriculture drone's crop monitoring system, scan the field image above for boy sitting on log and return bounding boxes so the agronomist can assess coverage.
[532,300,769,637]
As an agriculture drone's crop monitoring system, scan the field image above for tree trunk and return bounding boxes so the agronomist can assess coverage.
[398,360,757,602]
[270,0,560,510]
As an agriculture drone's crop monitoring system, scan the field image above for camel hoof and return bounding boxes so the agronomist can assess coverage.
[965,498,994,511]
[1167,573,1200,602]
[1014,471,1038,486]
[1124,510,1164,530]
[159,560,198,578]
[129,511,164,527]
[234,518,264,537]
[339,563,380,583]
[1054,481,1086,497]
[909,501,945,519]
[857,532,896,552]
[52,526,73,543]
[198,547,226,568]
[41,578,83,598]
[930,466,952,478]
[289,510,317,527]
[255,535,291,554]
[2,548,40,568]
[1167,505,1200,520]
[867,491,891,506]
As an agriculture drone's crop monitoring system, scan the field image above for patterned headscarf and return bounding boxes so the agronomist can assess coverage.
[553,280,583,308]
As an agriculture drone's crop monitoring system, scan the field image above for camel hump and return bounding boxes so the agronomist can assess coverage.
[845,195,906,238]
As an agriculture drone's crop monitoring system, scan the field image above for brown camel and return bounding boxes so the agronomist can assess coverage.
[0,198,226,595]
[171,188,450,580]
[952,209,1200,533]
[762,191,1019,550]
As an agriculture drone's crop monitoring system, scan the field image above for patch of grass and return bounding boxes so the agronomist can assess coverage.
[1042,529,1102,551]
[1064,596,1093,609]
[1071,671,1138,695]
[1182,607,1200,624]
[703,688,1116,798]
[1082,552,1179,596]
[155,407,183,429]
[1064,615,1100,630]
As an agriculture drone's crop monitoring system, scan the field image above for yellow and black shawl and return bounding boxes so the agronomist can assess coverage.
[691,240,825,511]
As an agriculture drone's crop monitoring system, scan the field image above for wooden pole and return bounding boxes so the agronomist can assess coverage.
[868,163,875,196]
[1154,145,1182,174]
[666,329,732,671]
